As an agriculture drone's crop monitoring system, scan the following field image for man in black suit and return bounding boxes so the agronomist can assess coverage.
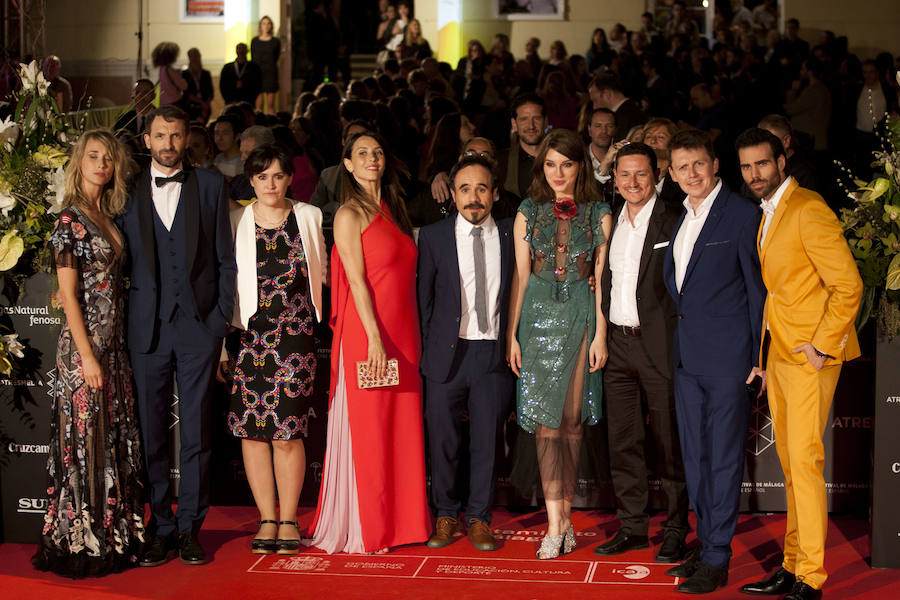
[219,43,262,106]
[417,154,515,552]
[116,105,236,567]
[594,142,689,563]
[496,93,547,200]
[588,73,647,141]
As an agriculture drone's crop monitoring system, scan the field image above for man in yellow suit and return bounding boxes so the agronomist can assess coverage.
[735,128,862,600]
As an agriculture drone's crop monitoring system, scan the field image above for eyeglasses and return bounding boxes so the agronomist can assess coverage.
[463,149,495,161]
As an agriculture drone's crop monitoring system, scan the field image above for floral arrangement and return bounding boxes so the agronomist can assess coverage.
[838,81,900,338]
[0,60,80,374]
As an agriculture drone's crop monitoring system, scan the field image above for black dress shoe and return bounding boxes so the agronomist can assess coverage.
[783,581,822,600]
[593,530,650,556]
[656,532,688,563]
[740,567,796,595]
[179,532,208,565]
[667,547,702,577]
[676,561,728,594]
[139,533,177,567]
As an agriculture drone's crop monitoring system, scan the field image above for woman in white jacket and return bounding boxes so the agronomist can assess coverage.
[219,144,326,556]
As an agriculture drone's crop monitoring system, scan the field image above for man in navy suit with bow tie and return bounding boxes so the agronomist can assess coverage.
[662,129,766,594]
[117,105,236,567]
[417,154,515,552]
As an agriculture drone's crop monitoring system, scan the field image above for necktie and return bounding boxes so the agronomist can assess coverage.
[155,171,187,187]
[472,226,489,334]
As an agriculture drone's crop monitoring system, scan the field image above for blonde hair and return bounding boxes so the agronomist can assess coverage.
[64,129,133,217]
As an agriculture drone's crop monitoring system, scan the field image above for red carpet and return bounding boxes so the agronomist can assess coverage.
[1,507,898,599]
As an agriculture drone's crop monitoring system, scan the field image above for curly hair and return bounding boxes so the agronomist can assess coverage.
[151,41,180,67]
[64,129,133,217]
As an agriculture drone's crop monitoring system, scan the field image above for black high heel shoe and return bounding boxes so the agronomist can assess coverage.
[276,520,301,555]
[252,520,278,555]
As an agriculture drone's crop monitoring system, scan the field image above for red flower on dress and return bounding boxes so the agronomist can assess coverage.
[553,198,578,220]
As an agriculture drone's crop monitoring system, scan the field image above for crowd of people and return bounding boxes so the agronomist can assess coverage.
[10,2,895,599]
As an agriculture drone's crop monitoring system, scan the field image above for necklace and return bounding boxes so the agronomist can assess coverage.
[253,204,291,229]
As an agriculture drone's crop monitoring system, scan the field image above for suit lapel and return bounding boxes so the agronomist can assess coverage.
[182,167,200,272]
[136,169,157,283]
[759,178,798,263]
[444,216,462,314]
[682,184,727,288]
[637,198,663,287]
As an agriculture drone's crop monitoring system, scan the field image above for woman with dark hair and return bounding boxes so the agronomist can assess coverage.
[151,41,188,106]
[507,128,612,559]
[251,15,282,115]
[585,28,615,73]
[33,129,145,577]
[424,112,476,182]
[272,123,319,203]
[221,144,325,556]
[306,131,429,554]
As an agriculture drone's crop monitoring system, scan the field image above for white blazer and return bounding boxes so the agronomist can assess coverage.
[231,200,326,329]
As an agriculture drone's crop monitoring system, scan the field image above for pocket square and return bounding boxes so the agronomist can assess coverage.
[705,240,730,246]
[653,241,669,249]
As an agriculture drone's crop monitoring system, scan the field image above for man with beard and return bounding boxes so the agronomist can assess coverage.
[736,128,861,600]
[417,154,515,552]
[497,93,547,200]
[116,104,236,567]
[595,142,689,564]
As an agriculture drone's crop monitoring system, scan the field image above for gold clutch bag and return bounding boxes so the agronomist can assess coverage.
[356,359,400,389]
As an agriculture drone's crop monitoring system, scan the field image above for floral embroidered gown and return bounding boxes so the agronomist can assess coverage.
[226,213,317,440]
[33,206,146,578]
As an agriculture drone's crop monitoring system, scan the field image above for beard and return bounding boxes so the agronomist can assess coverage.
[749,176,780,199]
[152,147,184,168]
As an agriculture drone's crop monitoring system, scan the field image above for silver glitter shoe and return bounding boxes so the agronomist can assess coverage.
[562,525,575,555]
[536,532,565,559]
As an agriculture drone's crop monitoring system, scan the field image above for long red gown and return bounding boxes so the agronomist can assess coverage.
[308,211,430,552]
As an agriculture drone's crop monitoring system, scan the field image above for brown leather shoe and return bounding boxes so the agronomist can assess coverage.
[427,516,460,548]
[466,519,497,551]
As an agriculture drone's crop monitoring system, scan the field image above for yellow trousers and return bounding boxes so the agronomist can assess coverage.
[766,355,842,591]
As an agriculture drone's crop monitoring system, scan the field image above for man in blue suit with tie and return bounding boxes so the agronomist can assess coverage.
[663,130,766,593]
[417,154,515,552]
[117,105,236,567]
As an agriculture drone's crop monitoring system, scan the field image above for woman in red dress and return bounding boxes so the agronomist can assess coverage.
[306,131,430,553]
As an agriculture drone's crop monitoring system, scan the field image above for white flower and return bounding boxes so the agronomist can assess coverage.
[0,189,14,217]
[18,60,40,93]
[0,116,19,150]
[2,333,24,358]
[45,166,67,214]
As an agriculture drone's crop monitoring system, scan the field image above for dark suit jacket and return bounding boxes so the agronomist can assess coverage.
[118,167,237,353]
[663,183,766,377]
[601,198,682,375]
[181,67,214,101]
[417,216,514,383]
[219,60,262,105]
[614,98,647,141]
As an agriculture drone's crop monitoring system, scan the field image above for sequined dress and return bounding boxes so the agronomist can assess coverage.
[515,198,611,433]
[33,207,146,578]
[227,212,316,440]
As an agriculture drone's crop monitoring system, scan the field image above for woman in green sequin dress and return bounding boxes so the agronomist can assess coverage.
[507,129,612,559]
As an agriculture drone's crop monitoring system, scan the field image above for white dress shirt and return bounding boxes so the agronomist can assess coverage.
[609,195,657,327]
[673,179,722,292]
[760,176,793,246]
[149,163,183,231]
[456,214,501,340]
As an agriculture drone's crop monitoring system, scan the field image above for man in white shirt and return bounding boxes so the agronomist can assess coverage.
[417,155,515,552]
[663,130,766,594]
[594,143,688,564]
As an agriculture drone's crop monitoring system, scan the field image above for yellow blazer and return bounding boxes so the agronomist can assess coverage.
[758,178,863,366]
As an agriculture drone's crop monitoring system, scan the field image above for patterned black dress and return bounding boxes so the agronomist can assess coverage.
[227,212,316,440]
[33,206,146,578]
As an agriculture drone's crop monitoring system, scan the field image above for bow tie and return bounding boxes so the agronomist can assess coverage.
[155,171,186,187]
[760,199,777,216]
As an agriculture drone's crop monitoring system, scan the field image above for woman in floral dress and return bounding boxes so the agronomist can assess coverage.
[32,129,146,578]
